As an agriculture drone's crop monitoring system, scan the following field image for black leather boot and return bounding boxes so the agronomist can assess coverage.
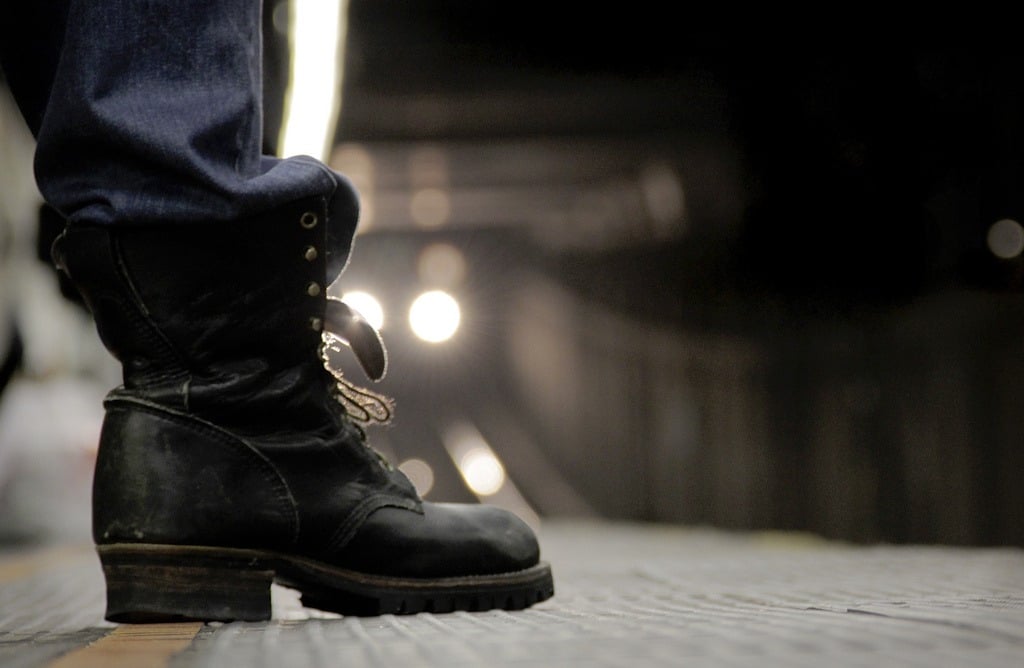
[53,193,554,622]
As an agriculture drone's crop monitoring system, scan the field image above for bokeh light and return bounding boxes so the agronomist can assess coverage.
[408,290,461,343]
[398,458,435,497]
[987,218,1024,260]
[409,187,451,228]
[341,290,384,330]
[417,242,467,288]
[459,448,506,496]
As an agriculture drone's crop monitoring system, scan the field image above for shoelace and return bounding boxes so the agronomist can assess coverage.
[321,297,393,426]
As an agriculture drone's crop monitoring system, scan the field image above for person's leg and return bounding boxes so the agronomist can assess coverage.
[11,1,336,221]
[2,0,552,621]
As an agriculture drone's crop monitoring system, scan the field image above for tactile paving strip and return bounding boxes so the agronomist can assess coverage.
[1,521,1022,667]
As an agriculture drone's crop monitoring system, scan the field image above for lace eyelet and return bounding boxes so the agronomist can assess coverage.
[299,211,319,229]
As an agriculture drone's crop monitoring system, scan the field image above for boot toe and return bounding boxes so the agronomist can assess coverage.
[336,501,541,578]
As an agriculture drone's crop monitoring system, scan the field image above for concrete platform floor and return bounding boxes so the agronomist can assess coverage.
[1,519,1022,667]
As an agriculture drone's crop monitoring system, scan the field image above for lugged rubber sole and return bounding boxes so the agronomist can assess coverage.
[97,544,555,622]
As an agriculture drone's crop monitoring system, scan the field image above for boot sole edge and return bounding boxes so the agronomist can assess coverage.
[97,543,555,622]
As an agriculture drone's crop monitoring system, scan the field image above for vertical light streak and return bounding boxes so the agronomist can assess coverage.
[278,0,348,161]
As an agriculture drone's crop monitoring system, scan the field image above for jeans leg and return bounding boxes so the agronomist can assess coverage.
[1,0,357,274]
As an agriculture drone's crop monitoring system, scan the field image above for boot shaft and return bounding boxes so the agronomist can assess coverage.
[55,196,421,550]
[54,197,337,432]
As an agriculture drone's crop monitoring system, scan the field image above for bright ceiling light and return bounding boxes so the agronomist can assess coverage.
[408,290,461,343]
[341,290,384,330]
[278,0,347,161]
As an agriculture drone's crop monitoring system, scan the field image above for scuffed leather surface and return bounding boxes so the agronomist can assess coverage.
[337,503,542,578]
[93,400,299,549]
[93,396,421,556]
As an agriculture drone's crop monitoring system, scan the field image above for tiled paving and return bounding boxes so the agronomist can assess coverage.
[2,520,1022,667]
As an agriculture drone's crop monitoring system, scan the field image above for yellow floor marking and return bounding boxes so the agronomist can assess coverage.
[46,623,203,668]
[0,544,92,583]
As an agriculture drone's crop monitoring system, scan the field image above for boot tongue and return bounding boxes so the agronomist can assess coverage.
[323,298,388,381]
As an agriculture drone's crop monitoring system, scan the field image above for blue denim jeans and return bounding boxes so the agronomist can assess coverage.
[0,0,357,270]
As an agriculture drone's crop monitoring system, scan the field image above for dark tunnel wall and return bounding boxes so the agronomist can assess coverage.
[329,6,1024,546]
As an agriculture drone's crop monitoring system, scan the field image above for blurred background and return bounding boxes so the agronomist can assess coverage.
[1,3,1022,548]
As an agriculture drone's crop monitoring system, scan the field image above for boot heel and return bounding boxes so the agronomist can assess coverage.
[98,545,274,623]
